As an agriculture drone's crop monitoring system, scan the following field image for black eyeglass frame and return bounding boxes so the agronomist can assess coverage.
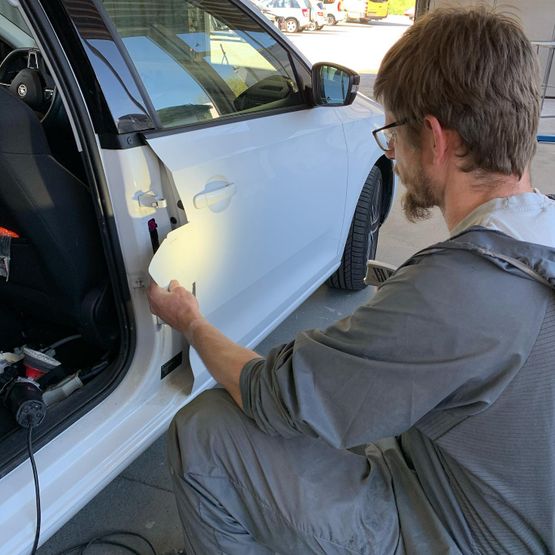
[372,119,408,152]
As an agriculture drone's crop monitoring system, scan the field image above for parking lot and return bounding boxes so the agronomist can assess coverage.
[288,16,412,78]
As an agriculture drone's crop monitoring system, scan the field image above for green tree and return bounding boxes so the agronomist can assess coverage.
[387,0,415,16]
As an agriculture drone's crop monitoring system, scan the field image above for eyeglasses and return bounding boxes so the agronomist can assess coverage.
[372,119,408,152]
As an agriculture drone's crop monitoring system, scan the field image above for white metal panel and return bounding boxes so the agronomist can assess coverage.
[148,107,349,375]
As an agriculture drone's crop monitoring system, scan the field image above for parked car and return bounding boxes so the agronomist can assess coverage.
[404,6,415,20]
[0,1,394,554]
[260,7,287,30]
[344,0,388,22]
[343,0,366,21]
[363,0,389,21]
[260,0,311,32]
[306,0,327,30]
[323,0,347,25]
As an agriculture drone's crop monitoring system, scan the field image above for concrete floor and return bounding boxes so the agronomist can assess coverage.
[36,25,555,555]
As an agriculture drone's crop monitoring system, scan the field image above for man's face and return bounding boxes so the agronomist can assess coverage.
[384,113,441,222]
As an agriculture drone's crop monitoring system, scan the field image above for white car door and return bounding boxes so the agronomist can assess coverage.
[102,0,349,383]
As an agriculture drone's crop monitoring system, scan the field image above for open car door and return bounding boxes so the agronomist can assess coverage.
[147,106,349,392]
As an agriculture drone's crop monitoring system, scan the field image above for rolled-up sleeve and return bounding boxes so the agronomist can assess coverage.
[239,250,542,448]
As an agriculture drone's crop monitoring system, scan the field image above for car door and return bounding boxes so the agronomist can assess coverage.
[100,0,349,385]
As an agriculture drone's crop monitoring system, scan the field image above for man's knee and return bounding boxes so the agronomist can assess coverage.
[167,388,244,474]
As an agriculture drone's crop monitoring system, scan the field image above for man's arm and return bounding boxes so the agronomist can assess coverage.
[148,251,538,448]
[147,280,261,408]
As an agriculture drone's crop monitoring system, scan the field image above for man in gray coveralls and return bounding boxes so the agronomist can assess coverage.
[148,7,555,555]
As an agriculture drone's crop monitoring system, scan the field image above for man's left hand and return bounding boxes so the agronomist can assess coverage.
[147,279,204,343]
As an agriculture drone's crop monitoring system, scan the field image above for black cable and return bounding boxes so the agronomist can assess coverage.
[22,377,159,555]
[82,539,141,554]
[27,420,41,555]
[105,531,157,555]
[57,539,140,555]
[84,531,156,555]
[57,531,157,555]
[78,360,110,383]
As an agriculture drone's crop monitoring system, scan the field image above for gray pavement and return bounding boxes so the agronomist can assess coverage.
[37,18,555,555]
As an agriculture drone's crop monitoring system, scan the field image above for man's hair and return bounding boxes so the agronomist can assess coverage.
[373,7,540,178]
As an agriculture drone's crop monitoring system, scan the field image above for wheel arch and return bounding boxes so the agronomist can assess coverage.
[375,154,394,224]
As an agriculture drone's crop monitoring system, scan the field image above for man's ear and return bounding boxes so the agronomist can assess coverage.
[423,115,449,165]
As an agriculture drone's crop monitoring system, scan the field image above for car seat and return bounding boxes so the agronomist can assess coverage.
[0,87,117,350]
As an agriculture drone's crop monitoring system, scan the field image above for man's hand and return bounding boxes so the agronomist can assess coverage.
[146,278,261,408]
[147,280,204,343]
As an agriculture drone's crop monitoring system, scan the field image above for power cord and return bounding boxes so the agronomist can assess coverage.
[27,418,41,555]
[24,423,161,555]
[10,341,162,555]
[56,531,158,555]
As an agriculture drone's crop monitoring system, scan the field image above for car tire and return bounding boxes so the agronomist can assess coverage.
[285,18,300,32]
[307,21,316,31]
[316,24,325,30]
[327,166,383,291]
[327,14,336,25]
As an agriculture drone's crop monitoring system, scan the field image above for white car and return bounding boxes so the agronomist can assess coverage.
[0,0,394,554]
[306,0,328,30]
[260,0,312,32]
[322,0,347,25]
[343,0,366,21]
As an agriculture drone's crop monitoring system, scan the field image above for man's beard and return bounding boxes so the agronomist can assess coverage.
[396,163,439,223]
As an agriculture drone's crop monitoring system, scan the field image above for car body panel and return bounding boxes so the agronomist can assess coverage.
[344,0,388,21]
[333,92,392,242]
[343,0,366,20]
[146,107,349,379]
[323,0,347,23]
[307,0,327,27]
[365,0,388,19]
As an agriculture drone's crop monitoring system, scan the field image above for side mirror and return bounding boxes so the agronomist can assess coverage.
[311,62,360,107]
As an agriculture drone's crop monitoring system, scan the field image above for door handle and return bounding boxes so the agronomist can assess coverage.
[193,183,236,209]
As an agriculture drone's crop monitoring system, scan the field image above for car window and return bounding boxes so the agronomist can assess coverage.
[0,0,35,48]
[0,2,29,35]
[100,0,303,129]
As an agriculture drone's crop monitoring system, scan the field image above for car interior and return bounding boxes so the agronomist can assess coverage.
[0,7,120,474]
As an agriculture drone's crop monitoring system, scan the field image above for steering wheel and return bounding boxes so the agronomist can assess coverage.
[0,47,56,121]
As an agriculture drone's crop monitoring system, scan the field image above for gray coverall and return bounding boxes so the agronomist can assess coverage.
[167,198,555,554]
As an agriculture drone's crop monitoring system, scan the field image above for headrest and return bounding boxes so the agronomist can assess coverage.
[0,87,50,155]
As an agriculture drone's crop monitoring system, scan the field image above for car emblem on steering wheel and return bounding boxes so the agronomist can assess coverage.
[17,83,27,97]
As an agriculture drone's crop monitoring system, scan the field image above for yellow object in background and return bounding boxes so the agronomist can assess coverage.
[365,0,389,20]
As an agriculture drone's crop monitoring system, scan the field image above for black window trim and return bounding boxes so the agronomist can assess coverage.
[89,0,163,129]
[55,0,154,134]
[142,101,308,141]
